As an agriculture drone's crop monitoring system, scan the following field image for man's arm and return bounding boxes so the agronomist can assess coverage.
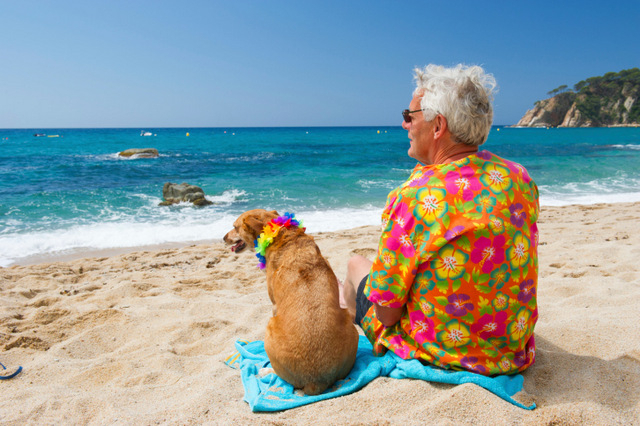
[374,304,404,327]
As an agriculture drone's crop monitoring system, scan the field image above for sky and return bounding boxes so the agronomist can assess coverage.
[2,0,639,128]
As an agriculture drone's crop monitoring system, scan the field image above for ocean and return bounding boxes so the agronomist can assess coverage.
[1,126,639,267]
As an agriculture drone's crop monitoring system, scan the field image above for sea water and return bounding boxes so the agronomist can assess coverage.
[1,126,639,266]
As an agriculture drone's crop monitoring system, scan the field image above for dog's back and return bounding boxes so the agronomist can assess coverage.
[224,210,359,395]
[263,231,359,395]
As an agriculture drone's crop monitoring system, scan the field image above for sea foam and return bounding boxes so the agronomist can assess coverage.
[0,205,383,267]
[538,173,640,206]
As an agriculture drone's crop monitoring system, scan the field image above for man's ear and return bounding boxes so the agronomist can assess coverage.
[433,114,448,140]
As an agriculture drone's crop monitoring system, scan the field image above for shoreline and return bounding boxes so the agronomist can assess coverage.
[507,123,640,128]
[9,239,219,267]
[3,201,639,268]
[1,202,639,423]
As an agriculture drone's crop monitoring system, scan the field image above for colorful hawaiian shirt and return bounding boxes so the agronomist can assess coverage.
[361,150,539,376]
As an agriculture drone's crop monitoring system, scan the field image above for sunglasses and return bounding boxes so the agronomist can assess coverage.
[402,109,422,123]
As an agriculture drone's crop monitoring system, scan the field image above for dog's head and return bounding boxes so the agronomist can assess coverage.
[223,209,279,253]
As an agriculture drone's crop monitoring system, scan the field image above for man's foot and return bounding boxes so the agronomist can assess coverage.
[337,278,348,309]
[338,276,357,322]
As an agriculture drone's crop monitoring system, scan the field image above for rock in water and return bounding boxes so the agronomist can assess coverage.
[160,182,213,206]
[118,148,159,158]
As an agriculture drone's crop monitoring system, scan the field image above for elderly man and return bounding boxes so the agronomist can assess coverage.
[341,64,539,375]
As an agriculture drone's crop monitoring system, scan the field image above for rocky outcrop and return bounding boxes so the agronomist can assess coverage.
[516,93,576,127]
[119,148,159,158]
[560,103,589,127]
[515,68,640,127]
[159,182,213,206]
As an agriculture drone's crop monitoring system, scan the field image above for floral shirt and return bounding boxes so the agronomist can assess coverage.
[361,150,539,376]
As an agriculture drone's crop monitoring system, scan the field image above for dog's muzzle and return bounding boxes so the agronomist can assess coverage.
[231,240,247,253]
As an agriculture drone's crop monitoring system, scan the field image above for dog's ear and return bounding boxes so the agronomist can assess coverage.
[244,216,266,237]
[241,210,279,238]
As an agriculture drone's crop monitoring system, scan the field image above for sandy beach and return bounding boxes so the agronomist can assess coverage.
[2,202,639,424]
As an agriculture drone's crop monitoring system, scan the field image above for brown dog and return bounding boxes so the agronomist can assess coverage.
[223,209,358,395]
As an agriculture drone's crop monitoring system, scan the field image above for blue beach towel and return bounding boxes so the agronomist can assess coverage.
[224,335,535,411]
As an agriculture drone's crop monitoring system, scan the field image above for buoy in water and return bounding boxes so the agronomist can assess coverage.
[186,132,190,137]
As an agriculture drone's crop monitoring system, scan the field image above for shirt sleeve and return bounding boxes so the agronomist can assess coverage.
[364,194,419,308]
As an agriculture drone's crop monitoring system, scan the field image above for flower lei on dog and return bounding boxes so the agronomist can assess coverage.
[255,212,304,270]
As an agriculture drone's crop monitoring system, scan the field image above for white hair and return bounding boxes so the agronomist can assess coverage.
[413,64,497,146]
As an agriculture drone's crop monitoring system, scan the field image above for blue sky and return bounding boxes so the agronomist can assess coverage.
[2,1,639,128]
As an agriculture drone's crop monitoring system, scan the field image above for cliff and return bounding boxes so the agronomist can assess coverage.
[516,68,640,127]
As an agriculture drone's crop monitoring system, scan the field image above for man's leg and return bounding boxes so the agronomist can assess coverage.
[340,255,373,322]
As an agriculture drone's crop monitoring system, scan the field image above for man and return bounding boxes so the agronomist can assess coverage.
[341,64,539,375]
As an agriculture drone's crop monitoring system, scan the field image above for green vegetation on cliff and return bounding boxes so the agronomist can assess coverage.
[545,68,640,126]
[521,68,640,127]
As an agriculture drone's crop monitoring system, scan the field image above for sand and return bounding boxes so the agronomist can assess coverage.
[2,203,639,425]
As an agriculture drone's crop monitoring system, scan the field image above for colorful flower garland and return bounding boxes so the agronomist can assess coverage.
[255,212,304,269]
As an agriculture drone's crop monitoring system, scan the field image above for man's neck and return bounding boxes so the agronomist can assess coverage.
[431,137,478,165]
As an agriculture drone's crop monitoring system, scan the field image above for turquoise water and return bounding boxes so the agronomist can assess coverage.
[1,126,639,266]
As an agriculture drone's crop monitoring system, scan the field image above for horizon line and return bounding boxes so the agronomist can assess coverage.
[1,124,513,131]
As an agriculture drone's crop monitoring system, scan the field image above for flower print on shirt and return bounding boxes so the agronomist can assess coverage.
[389,335,412,358]
[474,190,497,214]
[498,356,514,373]
[419,300,435,317]
[470,311,508,340]
[444,225,465,242]
[480,162,513,195]
[476,150,493,160]
[414,187,448,226]
[461,356,487,374]
[408,169,434,187]
[444,165,481,201]
[503,158,532,183]
[410,310,436,343]
[527,336,536,362]
[488,214,504,235]
[470,235,506,274]
[386,222,416,260]
[530,222,539,247]
[432,244,468,281]
[415,264,435,291]
[492,291,510,312]
[513,349,529,368]
[412,224,431,251]
[509,203,526,228]
[361,151,539,376]
[508,307,532,343]
[488,264,511,290]
[391,201,415,232]
[445,293,474,317]
[437,320,471,349]
[369,288,400,308]
[379,248,398,270]
[517,279,536,304]
[507,231,530,269]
